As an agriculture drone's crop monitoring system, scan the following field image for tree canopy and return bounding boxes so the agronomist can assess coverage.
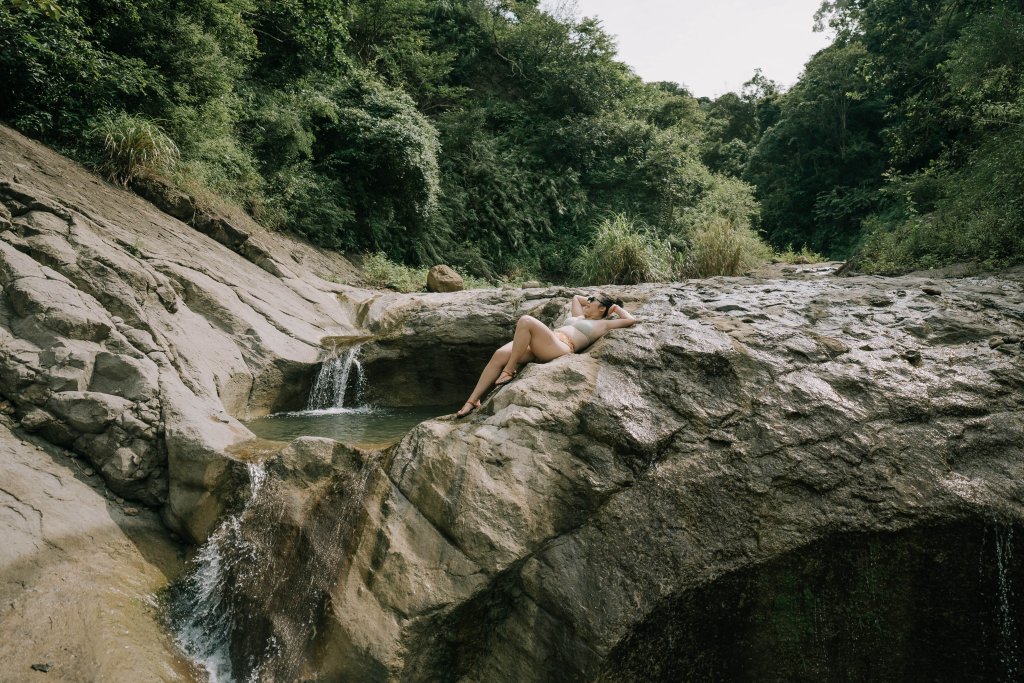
[3,0,1020,277]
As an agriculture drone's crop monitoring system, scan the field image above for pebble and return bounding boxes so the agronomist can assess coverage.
[1005,335,1021,344]
[31,662,52,672]
[989,337,1004,349]
[922,286,942,296]
[903,350,922,366]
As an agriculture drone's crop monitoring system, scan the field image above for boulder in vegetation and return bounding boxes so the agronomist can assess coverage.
[426,264,463,292]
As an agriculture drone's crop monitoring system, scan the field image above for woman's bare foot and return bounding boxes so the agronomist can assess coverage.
[456,399,480,418]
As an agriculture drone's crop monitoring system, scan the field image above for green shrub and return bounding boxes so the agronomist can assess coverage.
[679,217,773,278]
[775,245,828,264]
[682,174,761,231]
[573,214,673,285]
[461,273,494,290]
[89,112,179,185]
[362,252,429,292]
[360,253,495,292]
[172,136,265,215]
[855,131,1024,274]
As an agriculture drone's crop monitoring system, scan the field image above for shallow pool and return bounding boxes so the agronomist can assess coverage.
[243,405,451,449]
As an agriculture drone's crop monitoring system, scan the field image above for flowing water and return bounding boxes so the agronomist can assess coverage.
[246,345,448,448]
[166,347,447,681]
[167,463,269,683]
[996,525,1020,679]
[306,346,365,410]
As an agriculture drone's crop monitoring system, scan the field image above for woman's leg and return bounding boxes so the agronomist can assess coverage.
[459,342,535,413]
[501,315,569,375]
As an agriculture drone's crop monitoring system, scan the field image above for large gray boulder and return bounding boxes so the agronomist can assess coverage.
[218,273,1024,682]
[0,124,368,522]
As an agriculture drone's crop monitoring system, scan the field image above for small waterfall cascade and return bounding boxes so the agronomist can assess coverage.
[167,463,269,683]
[166,456,373,682]
[996,525,1020,679]
[306,345,364,410]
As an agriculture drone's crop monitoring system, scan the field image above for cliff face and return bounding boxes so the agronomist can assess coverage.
[224,273,1024,681]
[0,125,373,543]
[3,125,1024,681]
[0,125,367,679]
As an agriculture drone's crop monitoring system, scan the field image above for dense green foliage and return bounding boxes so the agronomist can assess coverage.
[5,0,1017,277]
[744,42,885,258]
[706,0,1024,268]
[0,0,765,281]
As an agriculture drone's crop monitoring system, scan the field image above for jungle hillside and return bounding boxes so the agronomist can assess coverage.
[2,0,1022,283]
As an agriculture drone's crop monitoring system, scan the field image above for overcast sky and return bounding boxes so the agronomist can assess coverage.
[564,0,833,98]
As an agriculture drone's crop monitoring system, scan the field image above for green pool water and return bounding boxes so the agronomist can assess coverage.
[243,405,451,449]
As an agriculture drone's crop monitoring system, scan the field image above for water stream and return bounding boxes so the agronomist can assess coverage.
[167,463,268,683]
[306,345,364,410]
[996,525,1020,679]
[245,345,448,448]
[166,346,445,681]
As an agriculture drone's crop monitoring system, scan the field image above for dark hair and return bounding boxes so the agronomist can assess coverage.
[591,292,623,317]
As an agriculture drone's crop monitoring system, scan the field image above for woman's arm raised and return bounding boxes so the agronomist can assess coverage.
[604,303,636,329]
[570,294,585,317]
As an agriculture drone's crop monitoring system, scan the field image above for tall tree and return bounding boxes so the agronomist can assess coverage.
[745,42,885,256]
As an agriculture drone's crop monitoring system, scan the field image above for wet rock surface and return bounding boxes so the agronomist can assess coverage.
[4,124,1024,681]
[0,420,196,682]
[0,125,369,539]
[227,272,1024,681]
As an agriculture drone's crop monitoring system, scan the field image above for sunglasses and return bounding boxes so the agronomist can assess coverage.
[586,296,613,308]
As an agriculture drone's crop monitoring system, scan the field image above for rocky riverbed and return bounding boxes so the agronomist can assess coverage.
[2,124,1024,681]
[258,270,1024,682]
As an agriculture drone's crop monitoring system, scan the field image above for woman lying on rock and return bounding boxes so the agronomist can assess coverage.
[456,293,636,417]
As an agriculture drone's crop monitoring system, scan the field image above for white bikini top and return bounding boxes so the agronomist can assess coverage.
[567,316,600,344]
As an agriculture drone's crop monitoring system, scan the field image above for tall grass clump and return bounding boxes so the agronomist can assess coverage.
[679,217,773,278]
[775,245,829,264]
[89,112,179,186]
[573,214,672,285]
[362,252,429,292]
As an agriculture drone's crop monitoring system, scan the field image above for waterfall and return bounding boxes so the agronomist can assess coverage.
[167,463,268,683]
[306,346,363,410]
[166,457,373,682]
[996,525,1020,680]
